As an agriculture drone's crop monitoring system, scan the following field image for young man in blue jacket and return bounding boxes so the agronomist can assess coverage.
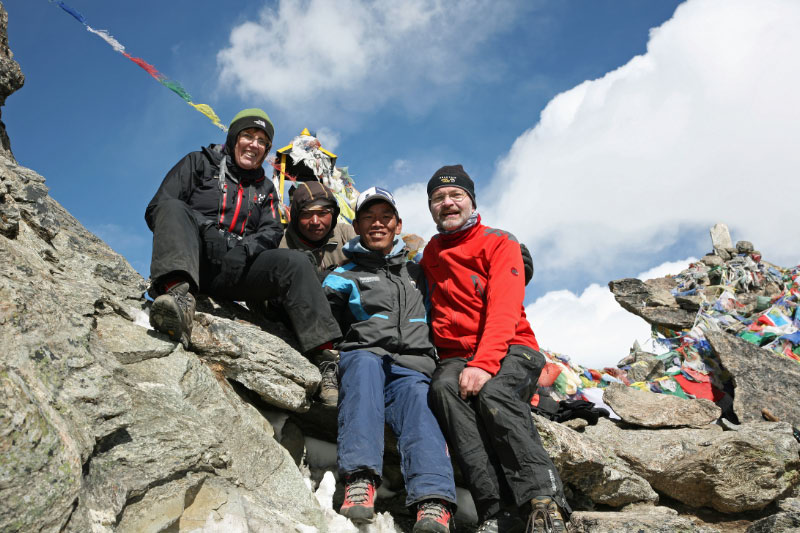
[322,187,456,533]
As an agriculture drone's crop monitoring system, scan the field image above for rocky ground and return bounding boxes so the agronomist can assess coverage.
[1,2,799,531]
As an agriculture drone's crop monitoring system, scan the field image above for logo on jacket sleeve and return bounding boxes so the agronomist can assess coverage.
[254,193,267,205]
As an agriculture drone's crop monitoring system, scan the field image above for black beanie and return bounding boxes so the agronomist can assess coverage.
[427,164,476,206]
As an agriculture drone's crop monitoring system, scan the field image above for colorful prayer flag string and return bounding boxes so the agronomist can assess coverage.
[49,0,227,132]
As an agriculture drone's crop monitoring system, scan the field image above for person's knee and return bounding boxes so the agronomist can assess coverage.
[476,378,511,410]
[429,373,459,403]
[153,198,190,218]
[340,350,381,375]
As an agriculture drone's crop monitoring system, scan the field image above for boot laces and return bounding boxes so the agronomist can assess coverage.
[417,500,450,523]
[527,500,560,533]
[344,476,372,504]
[319,361,338,391]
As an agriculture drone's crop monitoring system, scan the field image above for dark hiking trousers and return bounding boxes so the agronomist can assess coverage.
[148,198,341,352]
[337,350,457,507]
[428,346,569,521]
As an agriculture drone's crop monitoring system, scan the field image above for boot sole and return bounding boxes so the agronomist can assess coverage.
[150,296,190,347]
[340,506,375,524]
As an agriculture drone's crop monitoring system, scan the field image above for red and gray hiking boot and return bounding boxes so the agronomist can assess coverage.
[339,472,377,524]
[526,496,566,533]
[150,281,195,348]
[413,499,452,533]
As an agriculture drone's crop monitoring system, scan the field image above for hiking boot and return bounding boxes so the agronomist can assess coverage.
[413,499,452,533]
[526,496,566,533]
[150,281,195,348]
[318,360,339,407]
[339,472,377,524]
[477,510,524,533]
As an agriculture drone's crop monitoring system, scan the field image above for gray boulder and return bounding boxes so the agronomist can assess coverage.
[603,382,721,428]
[608,278,696,330]
[584,417,800,513]
[533,414,659,508]
[707,330,800,426]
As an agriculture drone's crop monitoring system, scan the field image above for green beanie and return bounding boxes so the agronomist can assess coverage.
[226,108,275,154]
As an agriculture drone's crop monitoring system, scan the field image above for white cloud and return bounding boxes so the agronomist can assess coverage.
[637,256,698,281]
[314,127,341,152]
[217,0,523,116]
[526,257,696,370]
[482,0,800,272]
[393,181,437,240]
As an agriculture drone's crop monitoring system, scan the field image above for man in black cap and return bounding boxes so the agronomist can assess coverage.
[421,165,569,533]
[145,108,341,358]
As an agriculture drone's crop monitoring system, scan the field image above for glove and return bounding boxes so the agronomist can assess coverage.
[203,225,228,265]
[520,244,534,286]
[218,244,248,287]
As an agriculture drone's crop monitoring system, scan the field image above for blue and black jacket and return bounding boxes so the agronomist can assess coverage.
[322,238,437,377]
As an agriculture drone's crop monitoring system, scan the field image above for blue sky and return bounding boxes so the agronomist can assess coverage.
[4,0,800,367]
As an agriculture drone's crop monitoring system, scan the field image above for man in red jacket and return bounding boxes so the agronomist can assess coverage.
[422,165,569,533]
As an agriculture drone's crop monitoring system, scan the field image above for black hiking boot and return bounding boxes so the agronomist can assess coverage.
[150,281,195,348]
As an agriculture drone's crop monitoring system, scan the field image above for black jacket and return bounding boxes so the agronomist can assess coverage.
[145,144,282,258]
[322,238,436,377]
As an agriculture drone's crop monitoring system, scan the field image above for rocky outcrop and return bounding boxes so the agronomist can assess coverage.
[0,2,23,161]
[0,151,328,532]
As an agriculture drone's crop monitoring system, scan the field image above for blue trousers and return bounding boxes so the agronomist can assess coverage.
[337,349,457,507]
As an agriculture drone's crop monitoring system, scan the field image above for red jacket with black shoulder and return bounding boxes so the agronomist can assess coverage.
[421,216,539,375]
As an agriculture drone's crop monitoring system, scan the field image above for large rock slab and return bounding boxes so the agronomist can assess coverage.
[608,278,696,330]
[192,311,321,412]
[584,418,800,513]
[533,414,659,508]
[603,382,721,428]
[707,330,800,427]
[570,506,720,532]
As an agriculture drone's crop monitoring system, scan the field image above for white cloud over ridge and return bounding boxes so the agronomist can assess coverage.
[527,257,697,370]
[482,0,800,271]
[217,0,521,114]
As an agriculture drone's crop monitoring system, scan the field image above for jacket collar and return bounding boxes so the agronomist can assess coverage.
[343,237,407,267]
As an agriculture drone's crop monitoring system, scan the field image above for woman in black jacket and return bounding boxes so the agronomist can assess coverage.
[145,108,341,353]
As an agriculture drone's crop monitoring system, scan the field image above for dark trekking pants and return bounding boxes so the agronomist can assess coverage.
[428,346,569,521]
[148,199,341,352]
[337,349,457,507]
